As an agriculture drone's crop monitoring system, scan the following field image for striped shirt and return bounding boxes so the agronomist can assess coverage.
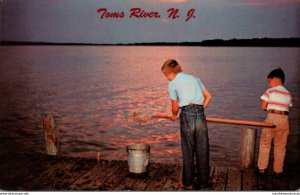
[261,85,292,112]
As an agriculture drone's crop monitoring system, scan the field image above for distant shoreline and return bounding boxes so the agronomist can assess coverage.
[1,38,300,47]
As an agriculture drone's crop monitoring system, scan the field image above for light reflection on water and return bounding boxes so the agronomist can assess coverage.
[0,46,299,166]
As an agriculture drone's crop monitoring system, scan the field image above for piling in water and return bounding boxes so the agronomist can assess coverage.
[43,115,60,155]
[239,128,256,169]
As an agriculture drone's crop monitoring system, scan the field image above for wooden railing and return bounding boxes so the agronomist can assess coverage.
[43,114,274,169]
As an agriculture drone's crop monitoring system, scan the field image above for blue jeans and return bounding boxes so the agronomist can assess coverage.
[180,105,210,187]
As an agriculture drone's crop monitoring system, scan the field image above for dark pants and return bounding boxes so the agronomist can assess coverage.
[180,105,210,187]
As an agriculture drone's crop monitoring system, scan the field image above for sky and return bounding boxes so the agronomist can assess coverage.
[1,0,300,44]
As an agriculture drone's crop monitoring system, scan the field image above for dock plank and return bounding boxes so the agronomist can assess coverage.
[112,172,138,191]
[26,156,95,190]
[272,176,290,191]
[161,164,181,191]
[207,166,215,189]
[0,153,57,190]
[54,158,96,190]
[257,174,272,190]
[98,161,129,190]
[209,166,227,190]
[145,163,176,191]
[241,169,257,190]
[130,163,162,191]
[0,152,25,173]
[26,156,82,190]
[0,152,298,191]
[286,166,300,190]
[68,160,121,190]
[225,167,241,191]
[112,160,155,191]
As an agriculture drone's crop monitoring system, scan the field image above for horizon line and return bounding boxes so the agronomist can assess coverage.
[1,37,300,47]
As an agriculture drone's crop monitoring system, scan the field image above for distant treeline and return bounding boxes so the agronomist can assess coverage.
[196,38,300,47]
[1,38,300,47]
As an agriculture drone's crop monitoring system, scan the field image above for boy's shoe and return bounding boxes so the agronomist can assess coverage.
[257,169,268,178]
[181,185,194,191]
[272,172,283,179]
[194,183,209,190]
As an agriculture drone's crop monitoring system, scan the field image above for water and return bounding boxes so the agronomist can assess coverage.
[0,46,299,166]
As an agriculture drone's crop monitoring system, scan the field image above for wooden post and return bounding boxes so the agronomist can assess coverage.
[43,115,60,155]
[239,128,256,169]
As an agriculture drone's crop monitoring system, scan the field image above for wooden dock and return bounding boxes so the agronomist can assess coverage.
[0,152,299,191]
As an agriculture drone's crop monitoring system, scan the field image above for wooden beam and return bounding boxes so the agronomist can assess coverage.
[152,114,275,128]
[206,117,275,128]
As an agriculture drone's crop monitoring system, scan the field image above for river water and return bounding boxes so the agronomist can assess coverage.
[0,46,299,166]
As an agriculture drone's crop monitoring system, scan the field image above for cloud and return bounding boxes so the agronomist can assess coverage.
[239,0,300,7]
[127,0,187,4]
[159,0,187,3]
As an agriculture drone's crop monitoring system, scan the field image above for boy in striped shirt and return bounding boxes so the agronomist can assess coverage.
[258,68,292,177]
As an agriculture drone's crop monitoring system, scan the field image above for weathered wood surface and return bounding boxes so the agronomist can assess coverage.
[0,152,299,191]
[43,115,60,155]
[239,128,256,169]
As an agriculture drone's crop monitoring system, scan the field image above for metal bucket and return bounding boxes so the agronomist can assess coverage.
[126,143,150,174]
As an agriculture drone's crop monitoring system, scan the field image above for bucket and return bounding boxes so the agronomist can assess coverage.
[126,143,150,174]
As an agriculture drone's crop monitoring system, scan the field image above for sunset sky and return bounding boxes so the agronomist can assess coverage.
[1,0,300,44]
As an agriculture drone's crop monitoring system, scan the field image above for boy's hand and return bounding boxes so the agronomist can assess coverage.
[170,115,178,121]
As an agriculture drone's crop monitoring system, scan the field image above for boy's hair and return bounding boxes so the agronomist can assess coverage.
[161,59,182,74]
[268,68,285,83]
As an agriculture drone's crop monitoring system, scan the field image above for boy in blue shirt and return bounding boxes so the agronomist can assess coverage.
[161,59,212,190]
